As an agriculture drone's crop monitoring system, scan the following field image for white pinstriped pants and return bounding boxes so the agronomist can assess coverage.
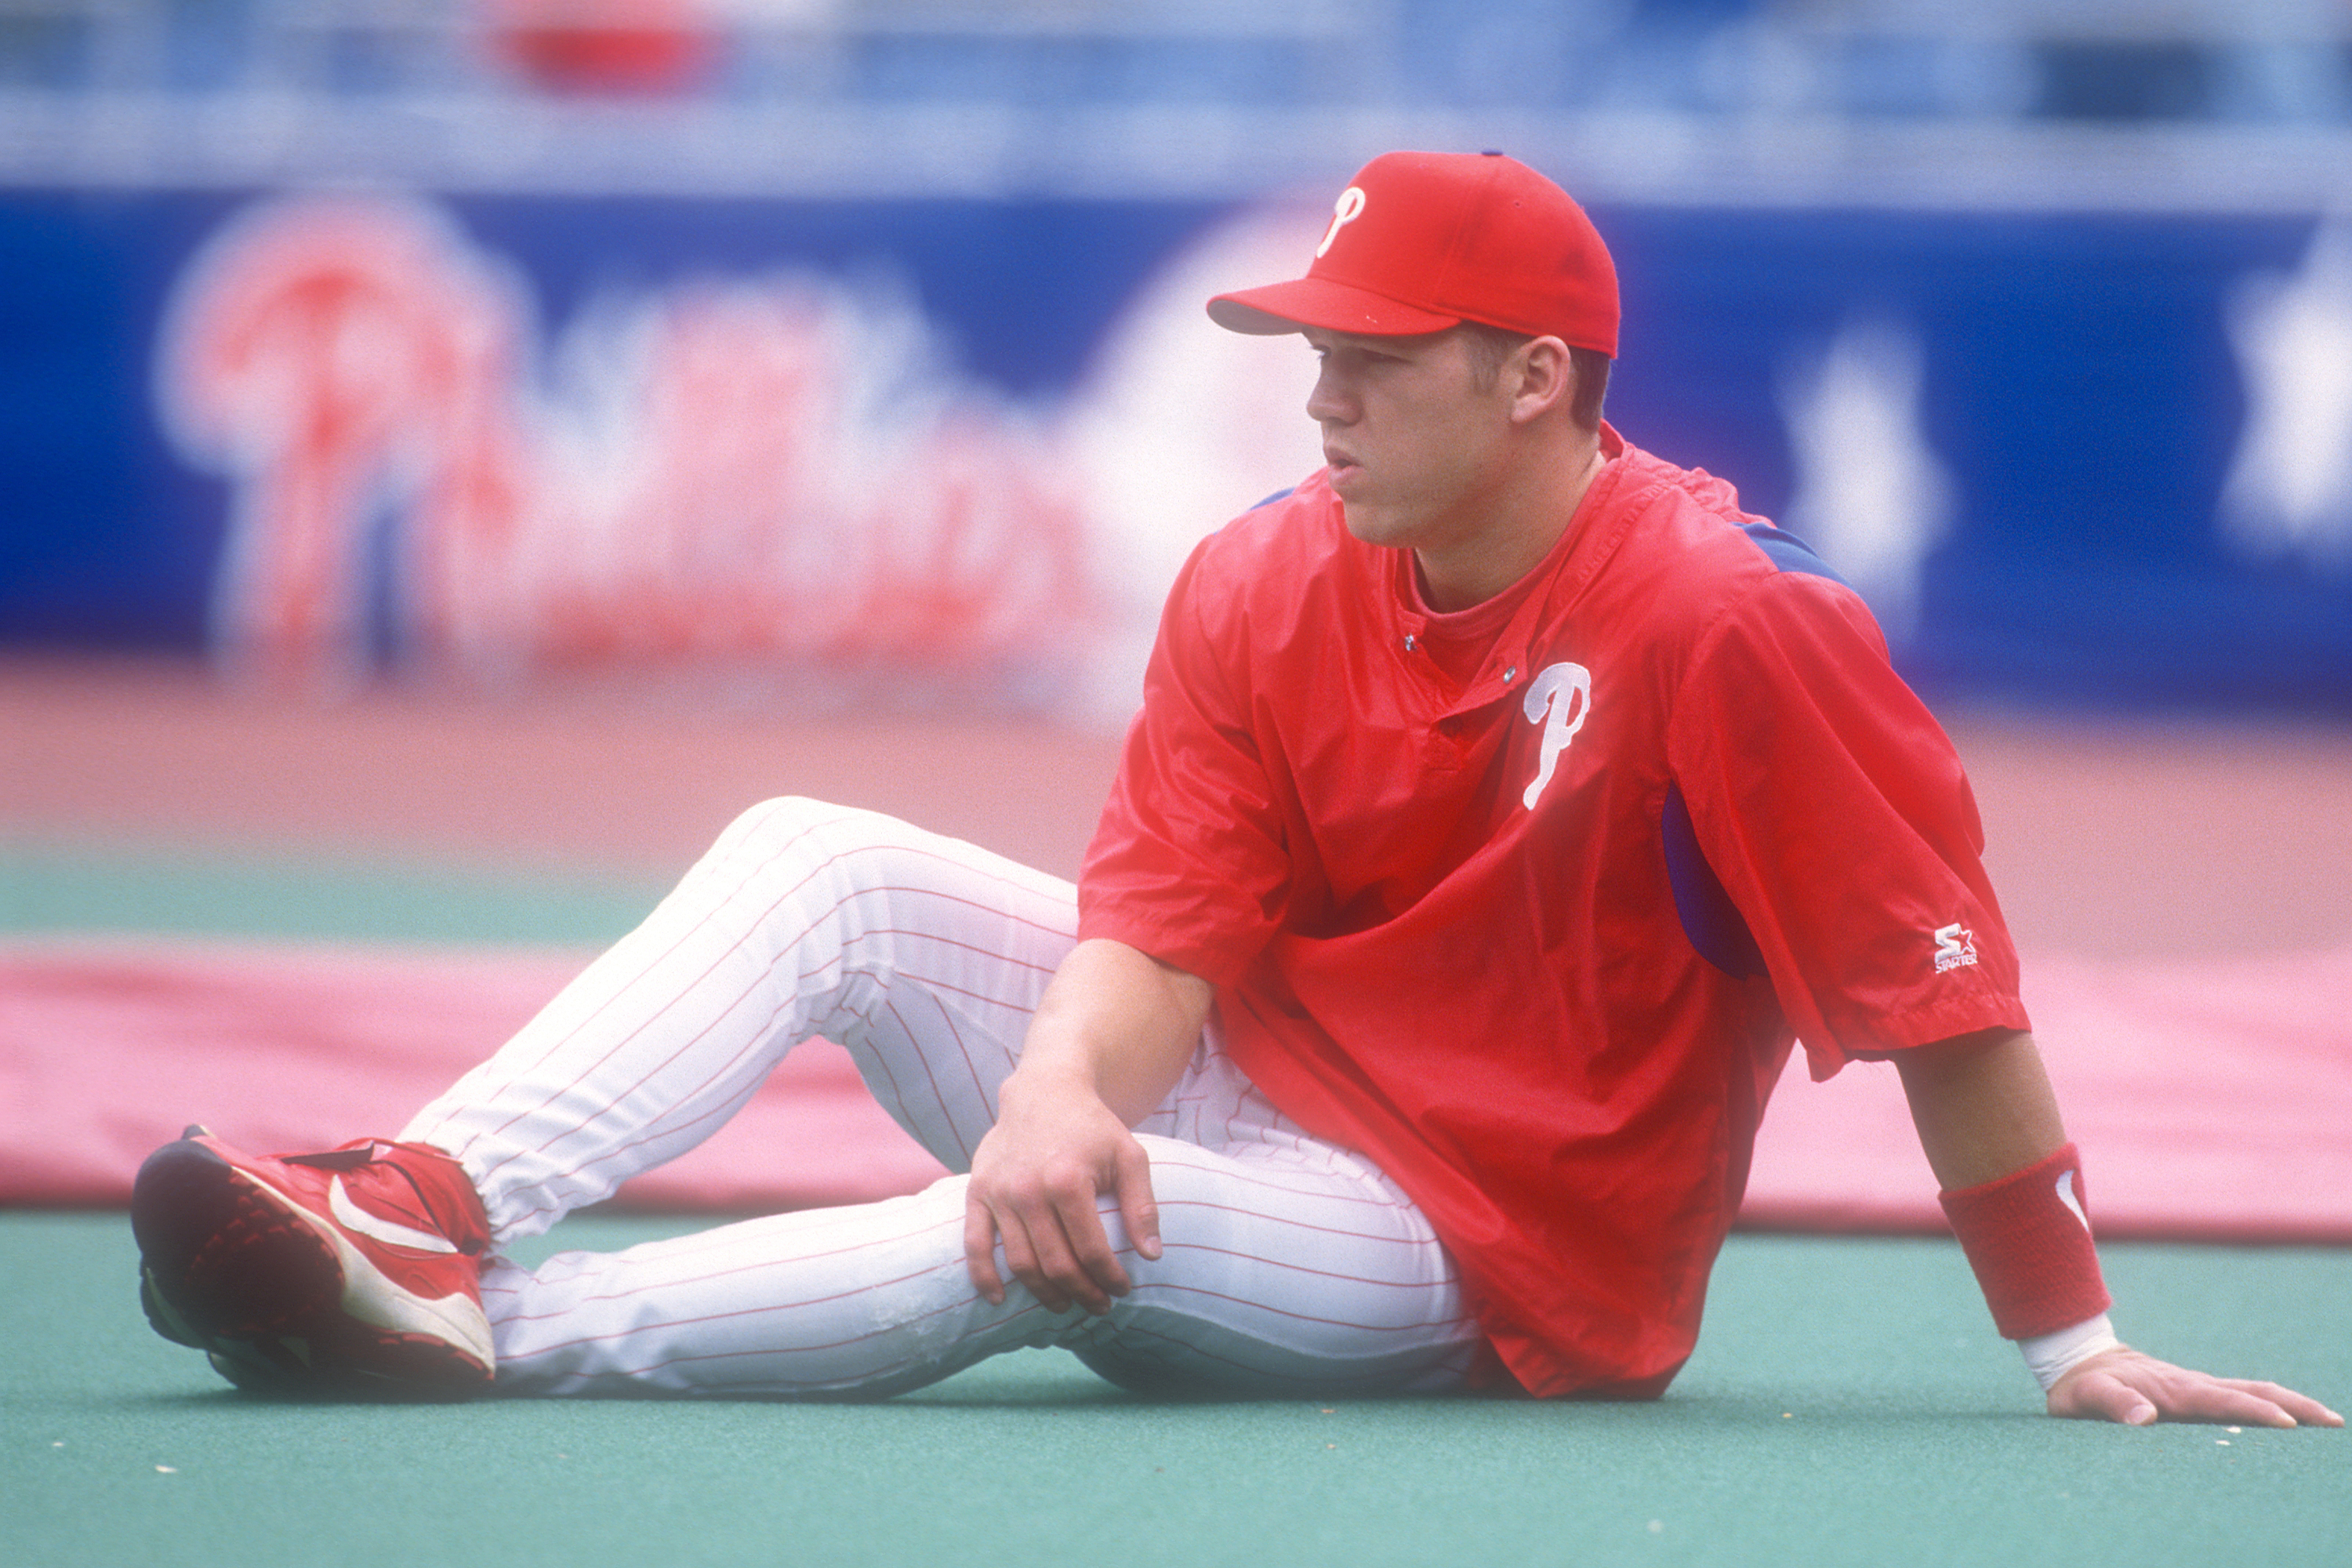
[401,798,1480,1399]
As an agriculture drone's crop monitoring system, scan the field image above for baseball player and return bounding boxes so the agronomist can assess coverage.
[132,152,2339,1427]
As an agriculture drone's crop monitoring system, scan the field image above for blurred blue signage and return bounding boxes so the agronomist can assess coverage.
[1,188,2345,717]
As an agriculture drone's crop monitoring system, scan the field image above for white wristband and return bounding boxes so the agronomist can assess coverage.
[2019,1312,2122,1393]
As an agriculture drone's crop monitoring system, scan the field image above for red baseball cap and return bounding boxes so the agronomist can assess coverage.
[1207,151,1618,358]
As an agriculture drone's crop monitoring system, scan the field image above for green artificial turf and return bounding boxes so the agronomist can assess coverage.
[7,850,2348,1564]
[1,842,666,947]
[4,1214,2345,1568]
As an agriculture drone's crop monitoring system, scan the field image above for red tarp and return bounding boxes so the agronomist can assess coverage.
[5,935,2349,1241]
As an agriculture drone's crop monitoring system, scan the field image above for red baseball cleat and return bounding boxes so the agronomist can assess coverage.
[132,1126,496,1397]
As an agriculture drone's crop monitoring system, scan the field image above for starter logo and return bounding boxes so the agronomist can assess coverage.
[1933,923,1980,973]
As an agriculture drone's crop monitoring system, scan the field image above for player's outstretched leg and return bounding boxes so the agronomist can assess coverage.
[482,1176,1033,1398]
[132,1126,495,1396]
[478,1040,1475,1402]
[475,1128,1480,1401]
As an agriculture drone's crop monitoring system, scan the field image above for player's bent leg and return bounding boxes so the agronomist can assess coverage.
[402,797,1076,1244]
[1067,1134,1481,1397]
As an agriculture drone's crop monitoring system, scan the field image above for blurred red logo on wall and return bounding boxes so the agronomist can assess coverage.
[157,194,1094,706]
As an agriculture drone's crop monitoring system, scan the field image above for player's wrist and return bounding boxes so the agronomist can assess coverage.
[1940,1142,2112,1341]
[2018,1312,2122,1393]
[996,1059,1108,1120]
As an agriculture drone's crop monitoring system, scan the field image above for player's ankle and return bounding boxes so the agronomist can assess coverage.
[376,1139,494,1254]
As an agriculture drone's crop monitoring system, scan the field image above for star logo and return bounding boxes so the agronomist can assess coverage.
[2220,216,2352,568]
[1777,314,1952,641]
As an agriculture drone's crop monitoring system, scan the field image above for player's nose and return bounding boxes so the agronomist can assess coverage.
[1305,365,1353,424]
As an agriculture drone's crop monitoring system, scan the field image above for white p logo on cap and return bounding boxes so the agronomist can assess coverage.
[1316,186,1367,259]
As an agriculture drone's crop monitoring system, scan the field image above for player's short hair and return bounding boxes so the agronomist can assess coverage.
[1457,321,1610,432]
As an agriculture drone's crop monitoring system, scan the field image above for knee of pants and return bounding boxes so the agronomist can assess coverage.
[720,796,892,860]
[715,797,939,898]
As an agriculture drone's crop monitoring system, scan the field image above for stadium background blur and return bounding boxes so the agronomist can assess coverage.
[2,0,2349,737]
[6,24,2349,1563]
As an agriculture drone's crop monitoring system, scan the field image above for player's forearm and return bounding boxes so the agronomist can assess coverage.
[1006,938,1213,1127]
[1901,1027,2113,1374]
[1894,1027,2067,1189]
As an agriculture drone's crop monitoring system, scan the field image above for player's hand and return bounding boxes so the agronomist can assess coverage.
[2045,1345,2345,1428]
[963,1072,1162,1316]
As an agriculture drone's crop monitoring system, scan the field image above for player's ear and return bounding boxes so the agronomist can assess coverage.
[1508,336,1573,424]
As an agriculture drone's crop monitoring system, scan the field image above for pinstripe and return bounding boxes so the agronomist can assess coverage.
[409,804,1073,1232]
[1095,1277,1463,1333]
[1074,1318,1476,1394]
[485,1147,1476,1398]
[470,877,1054,1181]
[419,802,831,1149]
[920,985,1011,1149]
[499,1214,965,1323]
[877,993,979,1165]
[501,1262,967,1362]
[416,798,1480,1400]
[424,814,1062,1160]
[1154,1212,1435,1259]
[547,1298,1068,1398]
[1148,1155,1428,1211]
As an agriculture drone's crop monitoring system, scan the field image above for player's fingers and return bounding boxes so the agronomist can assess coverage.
[1112,1138,1163,1265]
[1037,1175,1123,1314]
[1050,1196,1129,1314]
[2154,1377,2325,1429]
[1000,1185,1104,1314]
[2208,1378,2345,1428]
[2051,1358,2342,1428]
[962,1190,1007,1305]
[996,1204,1076,1314]
[2047,1369,2158,1425]
[2154,1382,2298,1428]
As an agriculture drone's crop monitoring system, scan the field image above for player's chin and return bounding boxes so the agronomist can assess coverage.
[1337,500,1410,548]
